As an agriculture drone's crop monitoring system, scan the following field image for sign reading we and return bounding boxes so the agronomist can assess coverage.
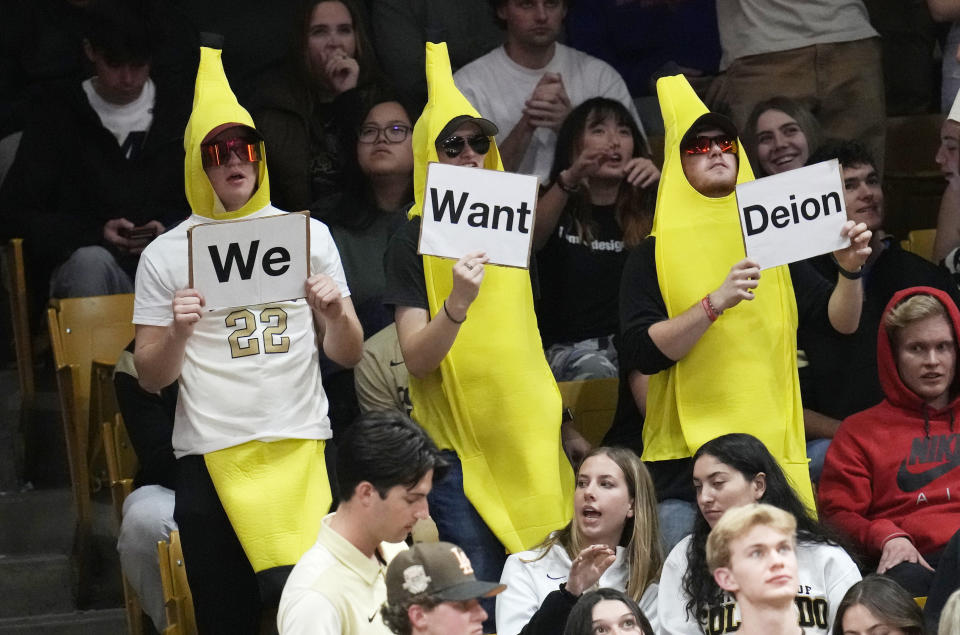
[188,211,310,311]
[419,163,539,269]
[736,160,850,270]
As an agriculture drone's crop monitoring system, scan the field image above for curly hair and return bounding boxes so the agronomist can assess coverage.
[380,593,443,635]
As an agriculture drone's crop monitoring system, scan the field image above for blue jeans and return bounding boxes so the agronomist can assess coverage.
[658,499,698,554]
[428,450,506,633]
[806,438,831,483]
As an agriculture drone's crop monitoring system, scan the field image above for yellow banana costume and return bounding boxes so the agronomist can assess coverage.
[186,42,330,596]
[407,42,573,553]
[647,76,814,508]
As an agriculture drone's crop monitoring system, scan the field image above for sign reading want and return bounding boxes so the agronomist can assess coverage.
[188,211,310,311]
[735,159,850,270]
[419,162,539,269]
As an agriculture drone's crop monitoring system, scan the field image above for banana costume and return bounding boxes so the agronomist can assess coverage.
[185,41,330,598]
[407,42,573,553]
[647,75,814,508]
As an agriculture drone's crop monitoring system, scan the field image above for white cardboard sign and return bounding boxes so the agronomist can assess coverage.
[419,162,539,269]
[736,159,850,270]
[188,212,310,311]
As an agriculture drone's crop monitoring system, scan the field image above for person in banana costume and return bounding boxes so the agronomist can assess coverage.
[133,35,363,631]
[618,75,872,546]
[384,42,575,630]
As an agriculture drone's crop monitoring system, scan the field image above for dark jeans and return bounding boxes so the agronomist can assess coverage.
[175,454,262,634]
[428,450,507,634]
[924,528,960,631]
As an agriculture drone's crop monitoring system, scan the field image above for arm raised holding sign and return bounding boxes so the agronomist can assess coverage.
[396,250,488,378]
[305,272,363,367]
[135,289,206,393]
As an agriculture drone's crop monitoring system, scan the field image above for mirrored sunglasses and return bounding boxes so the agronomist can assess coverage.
[200,138,262,168]
[682,134,738,155]
[439,134,491,158]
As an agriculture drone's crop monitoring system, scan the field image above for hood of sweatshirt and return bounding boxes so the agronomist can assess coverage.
[877,286,960,414]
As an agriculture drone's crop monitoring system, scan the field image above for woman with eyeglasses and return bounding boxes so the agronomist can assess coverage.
[533,97,660,382]
[307,96,415,432]
[253,0,384,214]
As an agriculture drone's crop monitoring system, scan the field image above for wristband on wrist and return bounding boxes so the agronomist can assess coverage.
[556,170,581,194]
[831,253,863,280]
[701,295,722,322]
[443,300,466,324]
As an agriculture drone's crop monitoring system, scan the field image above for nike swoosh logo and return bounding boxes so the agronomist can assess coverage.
[546,573,566,580]
[389,360,405,367]
[896,454,960,492]
[368,611,378,623]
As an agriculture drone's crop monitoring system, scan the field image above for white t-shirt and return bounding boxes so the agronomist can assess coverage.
[716,0,878,69]
[496,542,659,635]
[454,44,644,181]
[82,77,156,158]
[658,535,861,635]
[133,205,349,457]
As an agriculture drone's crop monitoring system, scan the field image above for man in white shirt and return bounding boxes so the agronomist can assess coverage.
[278,412,447,634]
[454,0,645,181]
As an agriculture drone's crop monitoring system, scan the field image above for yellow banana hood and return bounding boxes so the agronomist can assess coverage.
[647,75,814,509]
[406,42,572,553]
[184,41,270,220]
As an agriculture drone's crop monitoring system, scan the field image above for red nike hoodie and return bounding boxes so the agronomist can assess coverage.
[819,286,960,558]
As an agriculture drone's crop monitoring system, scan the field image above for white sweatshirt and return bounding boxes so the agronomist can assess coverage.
[496,542,659,635]
[658,535,861,635]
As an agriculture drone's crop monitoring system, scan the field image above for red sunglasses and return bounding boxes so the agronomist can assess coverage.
[200,138,262,168]
[682,134,738,155]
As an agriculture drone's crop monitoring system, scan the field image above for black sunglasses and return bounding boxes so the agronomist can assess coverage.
[438,134,490,158]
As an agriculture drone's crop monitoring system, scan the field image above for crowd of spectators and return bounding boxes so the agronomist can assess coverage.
[5,0,960,634]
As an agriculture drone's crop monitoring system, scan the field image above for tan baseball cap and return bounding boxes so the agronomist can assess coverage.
[385,542,506,604]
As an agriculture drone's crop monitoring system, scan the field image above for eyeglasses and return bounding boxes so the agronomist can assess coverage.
[682,134,738,155]
[200,138,262,168]
[358,124,412,144]
[438,134,490,158]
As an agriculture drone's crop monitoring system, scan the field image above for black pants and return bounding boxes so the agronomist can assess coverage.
[174,454,262,634]
[924,528,960,632]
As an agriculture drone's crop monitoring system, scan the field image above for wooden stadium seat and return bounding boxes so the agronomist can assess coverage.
[557,378,619,446]
[103,411,145,635]
[2,238,34,410]
[47,294,135,550]
[158,530,197,635]
[900,228,937,263]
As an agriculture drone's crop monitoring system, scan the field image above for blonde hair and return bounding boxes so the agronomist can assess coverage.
[529,447,663,602]
[939,589,960,635]
[706,503,796,572]
[884,293,949,342]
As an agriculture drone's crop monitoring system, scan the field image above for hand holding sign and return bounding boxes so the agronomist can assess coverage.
[712,258,761,312]
[833,220,872,273]
[447,250,488,321]
[173,289,205,338]
[306,273,346,321]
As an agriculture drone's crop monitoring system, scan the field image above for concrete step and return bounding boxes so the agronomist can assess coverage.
[0,608,126,635]
[0,489,74,555]
[0,553,74,618]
